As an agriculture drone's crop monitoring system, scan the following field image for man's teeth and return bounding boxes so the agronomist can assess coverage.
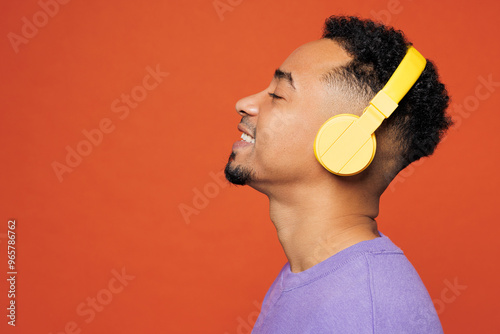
[240,133,255,144]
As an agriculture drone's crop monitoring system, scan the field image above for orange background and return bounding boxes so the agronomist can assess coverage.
[1,0,499,333]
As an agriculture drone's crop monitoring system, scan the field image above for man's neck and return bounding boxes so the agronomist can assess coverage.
[267,182,380,273]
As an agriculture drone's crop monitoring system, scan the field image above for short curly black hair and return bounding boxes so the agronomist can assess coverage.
[322,16,452,175]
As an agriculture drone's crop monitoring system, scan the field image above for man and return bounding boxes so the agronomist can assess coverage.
[224,16,451,333]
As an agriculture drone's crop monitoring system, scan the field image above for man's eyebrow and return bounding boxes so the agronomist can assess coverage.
[274,69,296,90]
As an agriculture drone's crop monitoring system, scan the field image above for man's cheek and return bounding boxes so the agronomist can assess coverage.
[260,111,290,139]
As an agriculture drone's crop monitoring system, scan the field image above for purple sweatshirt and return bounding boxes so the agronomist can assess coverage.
[252,234,443,333]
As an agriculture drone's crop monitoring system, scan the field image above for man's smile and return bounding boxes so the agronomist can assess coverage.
[232,122,255,151]
[240,133,255,144]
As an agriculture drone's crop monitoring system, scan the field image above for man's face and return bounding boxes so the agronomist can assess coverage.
[225,39,354,191]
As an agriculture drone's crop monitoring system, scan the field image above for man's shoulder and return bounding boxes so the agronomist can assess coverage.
[312,235,442,333]
[254,235,443,333]
[313,235,432,304]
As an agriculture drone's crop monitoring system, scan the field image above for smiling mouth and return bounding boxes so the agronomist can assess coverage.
[240,133,255,144]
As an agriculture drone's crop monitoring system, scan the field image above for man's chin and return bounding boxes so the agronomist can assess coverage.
[224,153,253,185]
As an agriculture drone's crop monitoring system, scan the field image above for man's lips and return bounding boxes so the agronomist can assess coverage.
[232,140,252,151]
[232,123,255,151]
[237,123,255,138]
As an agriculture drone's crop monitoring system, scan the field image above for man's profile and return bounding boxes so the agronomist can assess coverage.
[225,16,451,333]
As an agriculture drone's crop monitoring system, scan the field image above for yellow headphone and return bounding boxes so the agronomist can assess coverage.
[313,46,427,176]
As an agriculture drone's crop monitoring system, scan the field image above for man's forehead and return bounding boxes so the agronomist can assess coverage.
[278,39,352,86]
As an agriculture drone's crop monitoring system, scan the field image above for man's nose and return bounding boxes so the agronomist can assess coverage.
[235,93,260,117]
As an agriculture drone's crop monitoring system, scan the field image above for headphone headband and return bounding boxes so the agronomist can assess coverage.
[372,46,427,117]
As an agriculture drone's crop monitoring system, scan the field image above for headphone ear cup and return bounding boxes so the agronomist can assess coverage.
[314,114,376,176]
